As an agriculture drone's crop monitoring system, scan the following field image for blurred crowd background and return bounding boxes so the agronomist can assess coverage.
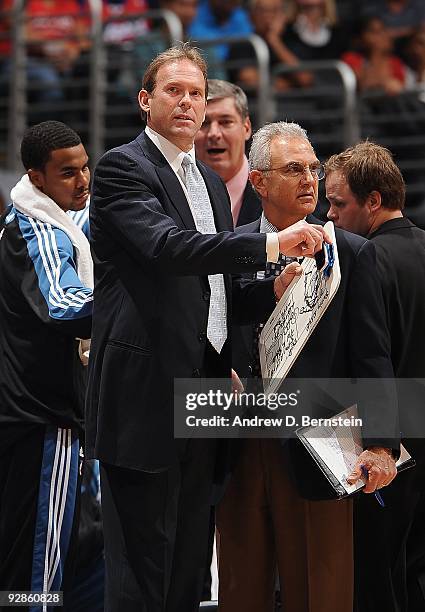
[1,0,425,226]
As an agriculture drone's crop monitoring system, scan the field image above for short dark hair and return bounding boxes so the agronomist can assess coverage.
[142,42,208,97]
[325,141,405,211]
[21,121,82,171]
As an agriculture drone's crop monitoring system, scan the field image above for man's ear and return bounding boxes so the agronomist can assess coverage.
[249,170,267,198]
[27,168,44,191]
[244,116,252,141]
[138,89,151,114]
[366,190,382,212]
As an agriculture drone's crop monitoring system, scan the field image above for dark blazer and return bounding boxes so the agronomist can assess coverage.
[85,132,276,472]
[235,181,262,227]
[232,216,400,469]
[369,217,425,377]
[369,216,425,439]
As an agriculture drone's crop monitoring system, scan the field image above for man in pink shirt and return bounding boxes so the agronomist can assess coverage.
[195,79,262,226]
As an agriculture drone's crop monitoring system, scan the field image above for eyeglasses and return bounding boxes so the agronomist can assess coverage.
[261,162,325,181]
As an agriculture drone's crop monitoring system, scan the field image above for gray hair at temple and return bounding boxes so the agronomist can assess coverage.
[207,79,249,120]
[249,121,309,171]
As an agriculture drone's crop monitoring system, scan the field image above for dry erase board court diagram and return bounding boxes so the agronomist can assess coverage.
[260,221,341,395]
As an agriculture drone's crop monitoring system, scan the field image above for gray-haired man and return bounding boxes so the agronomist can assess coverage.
[218,121,399,612]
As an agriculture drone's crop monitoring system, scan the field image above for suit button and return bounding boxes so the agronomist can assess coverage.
[198,332,206,342]
[192,368,201,377]
[203,292,210,301]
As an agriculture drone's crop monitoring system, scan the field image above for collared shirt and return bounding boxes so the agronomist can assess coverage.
[226,156,249,226]
[145,125,194,208]
[144,126,279,262]
[259,212,277,234]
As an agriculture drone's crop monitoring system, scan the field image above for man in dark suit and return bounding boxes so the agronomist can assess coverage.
[194,79,262,227]
[85,44,328,612]
[218,121,399,612]
[325,140,425,612]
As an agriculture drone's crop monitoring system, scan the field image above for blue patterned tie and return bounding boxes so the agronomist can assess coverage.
[182,154,227,353]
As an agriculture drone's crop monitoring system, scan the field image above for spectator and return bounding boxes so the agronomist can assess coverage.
[160,0,198,30]
[195,79,261,226]
[228,0,312,90]
[283,0,346,61]
[360,0,425,54]
[133,0,197,77]
[102,0,149,45]
[229,0,346,91]
[100,0,149,88]
[342,16,410,95]
[188,0,252,61]
[134,0,225,89]
[405,27,425,86]
[1,0,88,104]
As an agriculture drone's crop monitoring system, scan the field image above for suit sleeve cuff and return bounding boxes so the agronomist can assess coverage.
[266,233,279,263]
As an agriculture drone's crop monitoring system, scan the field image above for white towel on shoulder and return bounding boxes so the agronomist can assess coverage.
[11,173,93,289]
[11,174,93,364]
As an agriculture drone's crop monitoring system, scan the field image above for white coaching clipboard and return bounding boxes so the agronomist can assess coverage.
[259,221,341,395]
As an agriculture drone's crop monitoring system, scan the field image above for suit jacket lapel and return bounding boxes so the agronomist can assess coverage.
[136,132,196,230]
[237,183,262,227]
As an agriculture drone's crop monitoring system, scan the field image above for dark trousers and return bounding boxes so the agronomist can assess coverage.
[354,439,425,612]
[100,437,217,612]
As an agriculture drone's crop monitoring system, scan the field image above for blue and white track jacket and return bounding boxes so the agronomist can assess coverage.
[0,204,93,429]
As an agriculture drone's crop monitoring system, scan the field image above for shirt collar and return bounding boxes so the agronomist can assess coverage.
[259,213,307,233]
[226,157,249,225]
[226,156,249,194]
[145,126,196,174]
[259,213,278,233]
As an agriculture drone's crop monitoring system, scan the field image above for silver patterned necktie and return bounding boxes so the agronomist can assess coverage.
[181,154,227,353]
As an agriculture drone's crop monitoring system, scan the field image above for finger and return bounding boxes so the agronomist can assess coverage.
[380,468,397,488]
[378,458,397,487]
[311,224,332,244]
[304,226,324,250]
[301,229,321,256]
[300,237,315,257]
[363,466,381,493]
[288,264,303,278]
[231,369,244,394]
[346,465,363,485]
[282,261,301,274]
[281,266,303,284]
[307,225,324,242]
